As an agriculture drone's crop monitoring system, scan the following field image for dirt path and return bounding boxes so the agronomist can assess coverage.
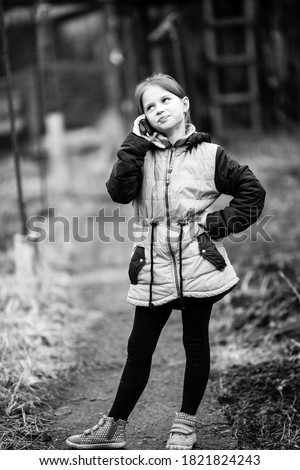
[48,191,237,450]
[50,272,237,450]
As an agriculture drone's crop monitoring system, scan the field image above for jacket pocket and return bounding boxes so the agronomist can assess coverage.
[128,245,146,284]
[197,232,226,271]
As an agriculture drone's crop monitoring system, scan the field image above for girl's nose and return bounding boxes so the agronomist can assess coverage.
[156,102,165,114]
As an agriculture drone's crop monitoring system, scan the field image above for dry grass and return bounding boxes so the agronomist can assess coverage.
[219,359,300,449]
[215,259,300,448]
[230,258,300,338]
[0,270,79,449]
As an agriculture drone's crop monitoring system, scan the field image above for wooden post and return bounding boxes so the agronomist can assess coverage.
[44,111,67,195]
[169,21,186,91]
[101,2,123,110]
[0,0,27,236]
[0,0,41,300]
[13,233,41,301]
[33,1,67,196]
[119,6,137,126]
[32,1,50,212]
[148,12,186,88]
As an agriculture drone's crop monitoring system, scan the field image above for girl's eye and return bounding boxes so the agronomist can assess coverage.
[146,105,154,112]
[163,97,170,103]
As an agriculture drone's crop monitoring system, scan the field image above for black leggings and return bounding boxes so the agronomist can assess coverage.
[108,297,213,421]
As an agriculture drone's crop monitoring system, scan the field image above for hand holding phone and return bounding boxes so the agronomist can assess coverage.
[139,118,154,136]
[133,115,156,140]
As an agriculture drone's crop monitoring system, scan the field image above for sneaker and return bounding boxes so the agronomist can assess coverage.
[166,411,197,450]
[66,415,127,449]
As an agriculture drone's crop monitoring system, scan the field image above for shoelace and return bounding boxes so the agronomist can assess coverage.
[172,419,202,431]
[84,415,108,435]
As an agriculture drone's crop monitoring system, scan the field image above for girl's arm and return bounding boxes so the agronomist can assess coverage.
[106,132,151,204]
[206,146,266,239]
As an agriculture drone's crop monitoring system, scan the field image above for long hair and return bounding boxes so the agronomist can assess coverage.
[134,73,191,123]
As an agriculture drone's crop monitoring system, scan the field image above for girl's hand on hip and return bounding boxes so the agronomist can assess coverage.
[132,115,158,141]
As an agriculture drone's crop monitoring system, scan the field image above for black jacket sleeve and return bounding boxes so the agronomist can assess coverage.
[106,132,151,204]
[206,146,266,239]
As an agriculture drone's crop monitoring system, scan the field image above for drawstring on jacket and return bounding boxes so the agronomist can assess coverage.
[148,219,188,311]
[178,219,187,310]
[149,220,158,310]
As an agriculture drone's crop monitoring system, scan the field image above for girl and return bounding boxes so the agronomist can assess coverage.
[66,73,266,450]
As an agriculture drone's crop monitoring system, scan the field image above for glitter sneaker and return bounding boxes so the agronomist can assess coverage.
[166,411,197,450]
[66,415,127,449]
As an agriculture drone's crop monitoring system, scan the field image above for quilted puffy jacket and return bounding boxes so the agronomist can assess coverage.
[106,125,266,308]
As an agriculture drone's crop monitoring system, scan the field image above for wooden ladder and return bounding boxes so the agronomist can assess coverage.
[203,0,261,135]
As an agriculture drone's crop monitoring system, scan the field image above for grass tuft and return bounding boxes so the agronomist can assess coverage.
[219,359,300,449]
[216,256,300,450]
[0,272,78,449]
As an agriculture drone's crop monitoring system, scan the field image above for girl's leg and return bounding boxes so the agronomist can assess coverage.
[180,298,213,415]
[108,303,173,421]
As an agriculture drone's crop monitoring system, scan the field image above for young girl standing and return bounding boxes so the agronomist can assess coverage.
[66,73,266,450]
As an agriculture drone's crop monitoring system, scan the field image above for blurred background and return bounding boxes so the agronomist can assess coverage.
[1,0,300,451]
[1,0,300,252]
[1,0,300,140]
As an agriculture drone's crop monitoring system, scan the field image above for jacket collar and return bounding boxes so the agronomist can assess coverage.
[151,124,196,149]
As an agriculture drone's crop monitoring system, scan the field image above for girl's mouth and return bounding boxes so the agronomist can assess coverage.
[158,115,170,124]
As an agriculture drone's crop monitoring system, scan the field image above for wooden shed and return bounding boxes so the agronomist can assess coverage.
[1,0,300,138]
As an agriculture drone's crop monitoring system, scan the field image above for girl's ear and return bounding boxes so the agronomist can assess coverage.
[182,96,190,112]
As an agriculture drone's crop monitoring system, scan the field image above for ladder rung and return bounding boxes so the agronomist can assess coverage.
[207,54,255,65]
[214,93,257,105]
[205,18,253,28]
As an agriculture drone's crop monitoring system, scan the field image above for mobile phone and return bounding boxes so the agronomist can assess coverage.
[139,118,154,136]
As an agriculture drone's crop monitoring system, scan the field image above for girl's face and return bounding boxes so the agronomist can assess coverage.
[142,85,189,136]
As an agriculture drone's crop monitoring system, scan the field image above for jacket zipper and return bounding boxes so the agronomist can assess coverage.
[165,147,181,297]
